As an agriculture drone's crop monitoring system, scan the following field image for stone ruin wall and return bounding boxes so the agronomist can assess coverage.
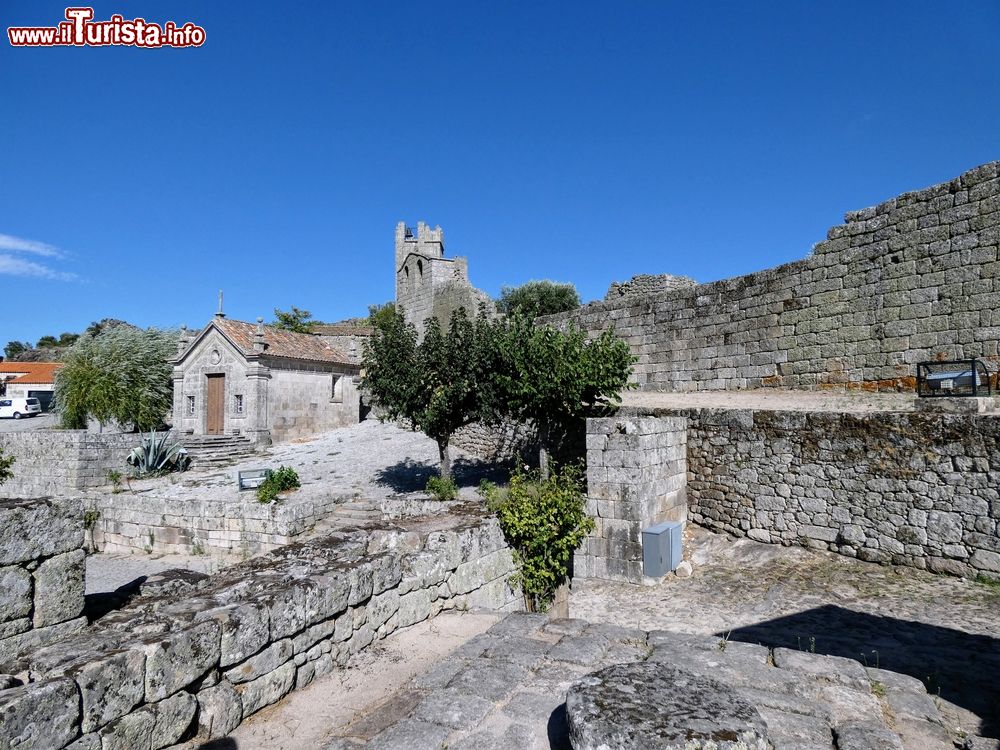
[0,507,518,750]
[541,162,1000,392]
[0,498,87,666]
[603,273,697,301]
[0,432,136,499]
[684,408,1000,578]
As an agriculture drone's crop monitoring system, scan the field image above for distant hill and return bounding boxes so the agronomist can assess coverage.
[3,319,136,363]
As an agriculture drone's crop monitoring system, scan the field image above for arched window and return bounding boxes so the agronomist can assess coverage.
[417,259,424,276]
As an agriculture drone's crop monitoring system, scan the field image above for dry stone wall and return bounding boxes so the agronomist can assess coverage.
[541,162,1000,392]
[0,432,134,498]
[0,508,519,750]
[0,498,87,665]
[683,409,1000,578]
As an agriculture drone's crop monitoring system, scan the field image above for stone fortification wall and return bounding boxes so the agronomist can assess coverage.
[0,498,87,665]
[603,273,697,301]
[0,432,135,498]
[452,419,537,464]
[0,509,518,750]
[541,162,1000,392]
[683,408,1000,578]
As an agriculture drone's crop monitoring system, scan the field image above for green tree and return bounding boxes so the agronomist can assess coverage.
[497,280,581,320]
[362,306,500,479]
[497,317,634,478]
[367,302,396,329]
[57,332,80,347]
[36,335,59,348]
[0,448,14,487]
[3,341,31,360]
[55,326,179,431]
[272,306,316,333]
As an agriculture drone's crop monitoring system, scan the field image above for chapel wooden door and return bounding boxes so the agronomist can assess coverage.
[206,374,225,435]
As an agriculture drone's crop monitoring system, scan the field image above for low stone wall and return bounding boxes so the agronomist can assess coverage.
[0,508,519,750]
[90,487,356,556]
[0,431,140,498]
[576,416,688,583]
[452,419,537,463]
[683,409,1000,578]
[0,498,87,665]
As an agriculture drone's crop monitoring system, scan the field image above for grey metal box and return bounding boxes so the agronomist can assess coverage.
[237,469,271,491]
[642,521,682,577]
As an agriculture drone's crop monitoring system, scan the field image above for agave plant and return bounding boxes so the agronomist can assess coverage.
[126,430,190,475]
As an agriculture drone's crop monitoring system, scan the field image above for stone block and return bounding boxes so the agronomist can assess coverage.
[99,705,155,750]
[150,691,197,749]
[0,677,79,750]
[235,661,295,716]
[141,620,221,702]
[0,566,32,622]
[196,601,270,669]
[224,639,293,684]
[0,497,84,566]
[196,680,243,739]
[70,647,146,733]
[32,549,86,628]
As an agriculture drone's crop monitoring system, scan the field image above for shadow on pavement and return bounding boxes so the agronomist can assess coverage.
[722,603,1000,738]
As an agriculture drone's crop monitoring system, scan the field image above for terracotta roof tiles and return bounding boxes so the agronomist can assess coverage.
[212,318,355,366]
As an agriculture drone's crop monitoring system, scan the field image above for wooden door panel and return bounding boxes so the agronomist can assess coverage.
[206,374,225,435]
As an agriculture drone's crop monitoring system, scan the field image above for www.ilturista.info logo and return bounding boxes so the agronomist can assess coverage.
[8,7,206,48]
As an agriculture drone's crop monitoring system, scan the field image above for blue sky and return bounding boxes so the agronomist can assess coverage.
[2,1,998,345]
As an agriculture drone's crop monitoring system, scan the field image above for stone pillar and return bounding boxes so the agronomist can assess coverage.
[244,363,272,446]
[575,416,687,584]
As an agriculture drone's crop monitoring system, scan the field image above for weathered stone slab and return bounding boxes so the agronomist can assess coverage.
[196,680,243,739]
[236,661,295,716]
[566,662,771,750]
[367,719,451,750]
[195,601,270,668]
[0,565,32,621]
[70,647,146,732]
[141,620,221,702]
[224,638,292,684]
[0,497,84,566]
[834,721,905,749]
[772,648,870,689]
[98,704,155,750]
[0,677,79,750]
[410,687,494,729]
[32,549,86,627]
[150,691,197,749]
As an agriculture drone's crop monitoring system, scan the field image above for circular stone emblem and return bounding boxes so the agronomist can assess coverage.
[210,349,221,365]
[566,662,771,750]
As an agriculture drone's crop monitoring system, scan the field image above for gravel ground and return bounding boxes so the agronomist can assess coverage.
[0,412,57,431]
[124,419,501,508]
[570,525,1000,738]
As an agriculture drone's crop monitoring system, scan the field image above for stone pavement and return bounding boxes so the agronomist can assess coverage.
[312,612,970,750]
[571,525,1000,741]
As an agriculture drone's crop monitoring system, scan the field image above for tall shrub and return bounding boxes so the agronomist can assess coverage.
[55,326,179,431]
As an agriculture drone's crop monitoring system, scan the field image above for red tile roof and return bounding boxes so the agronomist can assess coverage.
[211,318,355,366]
[0,362,63,385]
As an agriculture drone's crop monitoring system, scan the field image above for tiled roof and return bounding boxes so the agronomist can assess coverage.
[212,318,355,366]
[0,362,62,385]
[311,323,375,336]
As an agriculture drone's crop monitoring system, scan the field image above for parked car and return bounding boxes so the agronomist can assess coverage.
[0,397,43,419]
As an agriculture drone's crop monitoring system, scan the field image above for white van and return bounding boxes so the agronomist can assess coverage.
[0,397,42,419]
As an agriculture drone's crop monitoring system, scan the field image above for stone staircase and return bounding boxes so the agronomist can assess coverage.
[318,499,382,531]
[180,435,258,470]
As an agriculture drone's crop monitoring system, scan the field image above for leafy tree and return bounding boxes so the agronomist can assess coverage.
[57,332,79,347]
[36,335,59,348]
[497,317,634,477]
[3,341,31,360]
[0,448,14,487]
[362,306,500,479]
[55,326,179,431]
[367,302,396,329]
[497,280,581,320]
[272,306,316,333]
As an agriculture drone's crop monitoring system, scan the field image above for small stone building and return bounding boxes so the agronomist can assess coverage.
[171,315,361,444]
